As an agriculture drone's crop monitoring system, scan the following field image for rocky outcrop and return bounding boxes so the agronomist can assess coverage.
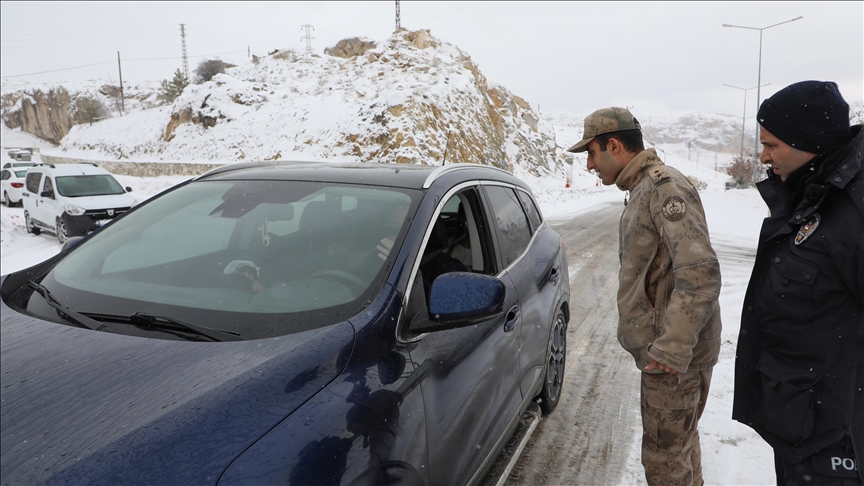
[1,88,74,145]
[324,38,378,59]
[2,81,161,145]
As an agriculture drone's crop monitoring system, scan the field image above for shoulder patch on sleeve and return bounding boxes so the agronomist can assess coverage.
[661,196,686,221]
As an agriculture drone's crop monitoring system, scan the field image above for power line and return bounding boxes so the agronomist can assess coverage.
[401,1,485,23]
[0,24,178,35]
[1,61,116,78]
[2,51,247,78]
[1,28,176,42]
[1,36,176,50]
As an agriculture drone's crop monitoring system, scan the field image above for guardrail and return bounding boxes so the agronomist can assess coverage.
[38,153,225,178]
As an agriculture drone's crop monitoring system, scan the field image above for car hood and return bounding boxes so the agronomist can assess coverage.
[0,297,355,485]
[62,192,137,209]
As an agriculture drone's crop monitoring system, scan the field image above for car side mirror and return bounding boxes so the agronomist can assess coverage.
[408,272,505,334]
[61,236,85,253]
[40,191,53,199]
[125,187,133,192]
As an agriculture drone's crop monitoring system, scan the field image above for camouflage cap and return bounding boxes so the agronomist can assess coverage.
[567,107,642,153]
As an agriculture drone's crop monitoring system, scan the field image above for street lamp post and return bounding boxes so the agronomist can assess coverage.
[723,83,770,160]
[723,16,803,160]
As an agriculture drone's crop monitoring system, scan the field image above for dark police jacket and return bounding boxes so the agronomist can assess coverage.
[733,125,864,469]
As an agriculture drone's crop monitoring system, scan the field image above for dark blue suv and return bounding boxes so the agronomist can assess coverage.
[0,161,570,485]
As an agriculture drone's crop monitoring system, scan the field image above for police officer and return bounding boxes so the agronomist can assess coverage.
[568,107,722,486]
[733,81,864,485]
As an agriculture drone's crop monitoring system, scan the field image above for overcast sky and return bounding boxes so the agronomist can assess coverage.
[2,1,862,123]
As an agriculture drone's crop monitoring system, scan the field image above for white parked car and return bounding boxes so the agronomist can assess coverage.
[22,163,137,243]
[7,149,32,161]
[2,161,37,169]
[1,167,29,206]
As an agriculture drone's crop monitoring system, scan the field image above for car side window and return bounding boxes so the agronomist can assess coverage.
[1,170,9,181]
[25,172,42,193]
[42,177,55,198]
[484,185,532,268]
[434,191,493,276]
[517,189,543,233]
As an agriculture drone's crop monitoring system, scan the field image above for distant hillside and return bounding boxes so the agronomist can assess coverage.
[2,29,566,180]
[543,109,755,155]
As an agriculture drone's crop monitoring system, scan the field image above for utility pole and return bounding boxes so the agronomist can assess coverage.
[395,1,401,30]
[724,83,770,160]
[723,16,802,162]
[180,24,189,81]
[301,24,315,54]
[117,51,125,115]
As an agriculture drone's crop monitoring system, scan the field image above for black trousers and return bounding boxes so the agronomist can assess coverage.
[775,441,862,486]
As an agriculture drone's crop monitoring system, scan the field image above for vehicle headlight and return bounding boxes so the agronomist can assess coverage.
[64,204,86,216]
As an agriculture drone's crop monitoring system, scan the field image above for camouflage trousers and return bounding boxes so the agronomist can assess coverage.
[640,368,713,486]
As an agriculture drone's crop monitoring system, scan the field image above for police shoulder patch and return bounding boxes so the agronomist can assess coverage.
[661,196,686,221]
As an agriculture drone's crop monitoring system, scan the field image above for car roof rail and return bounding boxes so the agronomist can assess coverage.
[421,163,512,189]
[194,160,324,180]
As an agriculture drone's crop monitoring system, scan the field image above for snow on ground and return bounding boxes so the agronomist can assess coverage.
[0,135,775,484]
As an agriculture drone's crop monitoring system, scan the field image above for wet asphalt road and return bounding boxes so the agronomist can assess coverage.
[505,200,644,486]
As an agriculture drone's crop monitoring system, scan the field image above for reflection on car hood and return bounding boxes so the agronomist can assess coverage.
[0,297,354,485]
[60,192,136,209]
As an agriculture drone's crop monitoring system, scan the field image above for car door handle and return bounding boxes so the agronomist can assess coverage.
[549,266,560,285]
[504,305,519,333]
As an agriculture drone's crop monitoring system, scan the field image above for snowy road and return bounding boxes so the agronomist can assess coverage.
[506,201,642,485]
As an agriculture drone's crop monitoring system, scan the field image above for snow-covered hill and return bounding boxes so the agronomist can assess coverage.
[50,30,563,179]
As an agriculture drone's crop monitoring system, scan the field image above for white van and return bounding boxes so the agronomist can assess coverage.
[22,163,137,243]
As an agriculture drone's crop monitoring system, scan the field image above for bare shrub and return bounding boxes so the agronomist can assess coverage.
[726,154,761,188]
[194,59,235,84]
[687,176,707,191]
[76,96,107,125]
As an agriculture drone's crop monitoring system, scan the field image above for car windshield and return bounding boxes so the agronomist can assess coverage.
[27,179,420,340]
[56,174,125,197]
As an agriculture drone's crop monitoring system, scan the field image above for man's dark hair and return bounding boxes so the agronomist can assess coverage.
[596,128,645,153]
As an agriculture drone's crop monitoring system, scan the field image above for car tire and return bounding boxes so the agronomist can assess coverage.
[3,191,9,207]
[538,309,566,415]
[56,218,68,244]
[25,211,41,235]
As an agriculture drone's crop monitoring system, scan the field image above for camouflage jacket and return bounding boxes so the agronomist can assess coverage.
[614,148,722,373]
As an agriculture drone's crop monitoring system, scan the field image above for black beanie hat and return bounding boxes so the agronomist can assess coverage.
[757,80,851,154]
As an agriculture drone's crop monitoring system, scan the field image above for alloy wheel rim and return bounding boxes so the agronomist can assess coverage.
[546,314,566,400]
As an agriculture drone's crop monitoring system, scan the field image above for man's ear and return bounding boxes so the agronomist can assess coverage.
[607,137,622,155]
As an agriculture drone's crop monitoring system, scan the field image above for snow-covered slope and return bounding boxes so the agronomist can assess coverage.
[55,30,564,178]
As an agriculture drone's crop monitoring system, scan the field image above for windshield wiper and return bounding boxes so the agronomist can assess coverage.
[27,280,111,332]
[80,311,246,342]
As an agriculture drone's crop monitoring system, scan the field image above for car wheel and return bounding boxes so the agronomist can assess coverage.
[3,191,9,207]
[538,309,566,414]
[25,211,41,235]
[56,218,68,244]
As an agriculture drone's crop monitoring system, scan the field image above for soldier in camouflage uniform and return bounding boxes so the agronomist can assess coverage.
[568,107,722,486]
